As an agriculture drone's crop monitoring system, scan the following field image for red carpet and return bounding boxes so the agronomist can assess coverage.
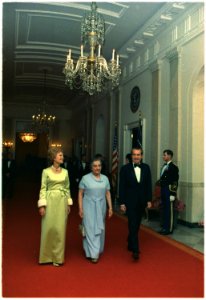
[2,176,204,297]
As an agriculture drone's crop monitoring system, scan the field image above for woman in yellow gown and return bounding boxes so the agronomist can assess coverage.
[38,147,73,266]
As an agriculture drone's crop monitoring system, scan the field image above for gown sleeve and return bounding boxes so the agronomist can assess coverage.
[37,169,48,207]
[105,176,110,190]
[65,170,73,205]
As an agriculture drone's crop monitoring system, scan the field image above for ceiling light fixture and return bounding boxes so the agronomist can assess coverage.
[160,14,172,21]
[134,40,144,45]
[63,2,121,96]
[32,69,56,133]
[126,47,136,52]
[143,32,154,37]
[173,3,185,9]
[3,141,13,148]
[19,133,37,143]
[51,143,62,147]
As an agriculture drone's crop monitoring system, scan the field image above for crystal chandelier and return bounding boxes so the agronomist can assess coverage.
[32,69,56,133]
[63,2,121,96]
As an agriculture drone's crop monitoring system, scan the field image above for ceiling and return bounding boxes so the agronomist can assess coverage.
[3,1,190,108]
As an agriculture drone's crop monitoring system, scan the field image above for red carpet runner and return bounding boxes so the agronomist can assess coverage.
[2,176,204,297]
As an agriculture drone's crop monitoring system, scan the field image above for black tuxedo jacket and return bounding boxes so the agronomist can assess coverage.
[2,159,16,181]
[3,159,16,178]
[119,162,152,208]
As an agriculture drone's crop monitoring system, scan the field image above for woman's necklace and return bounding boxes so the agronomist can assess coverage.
[52,165,61,172]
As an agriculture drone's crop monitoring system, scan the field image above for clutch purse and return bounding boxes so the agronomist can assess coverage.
[79,224,86,237]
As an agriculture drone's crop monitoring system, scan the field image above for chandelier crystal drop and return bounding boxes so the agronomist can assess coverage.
[32,69,56,133]
[63,2,121,96]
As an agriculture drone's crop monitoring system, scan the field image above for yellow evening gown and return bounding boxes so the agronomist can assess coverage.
[38,167,73,264]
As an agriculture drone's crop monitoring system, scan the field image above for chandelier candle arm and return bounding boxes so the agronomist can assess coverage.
[117,55,119,66]
[112,49,115,61]
[81,45,83,57]
[68,49,71,60]
[98,45,101,57]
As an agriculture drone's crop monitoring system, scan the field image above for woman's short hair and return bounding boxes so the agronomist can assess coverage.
[90,158,102,169]
[48,147,63,163]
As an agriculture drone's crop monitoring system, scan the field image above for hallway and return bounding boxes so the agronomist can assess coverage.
[2,173,204,297]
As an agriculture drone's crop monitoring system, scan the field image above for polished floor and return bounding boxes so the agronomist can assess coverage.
[114,204,204,254]
[141,216,204,254]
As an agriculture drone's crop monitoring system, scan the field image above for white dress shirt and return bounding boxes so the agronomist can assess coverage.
[133,164,141,182]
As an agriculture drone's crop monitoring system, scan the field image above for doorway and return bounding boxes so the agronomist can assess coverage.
[123,119,145,162]
[131,125,142,148]
[15,132,49,179]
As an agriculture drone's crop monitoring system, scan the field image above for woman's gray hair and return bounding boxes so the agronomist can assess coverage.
[48,147,63,164]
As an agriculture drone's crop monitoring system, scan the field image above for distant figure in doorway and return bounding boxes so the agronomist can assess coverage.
[158,149,179,235]
[38,147,73,266]
[78,158,113,263]
[2,152,16,199]
[61,155,76,195]
[119,147,152,260]
[125,153,132,164]
[76,154,90,183]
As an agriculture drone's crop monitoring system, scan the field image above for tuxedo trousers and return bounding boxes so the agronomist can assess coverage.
[126,201,145,253]
[161,186,174,232]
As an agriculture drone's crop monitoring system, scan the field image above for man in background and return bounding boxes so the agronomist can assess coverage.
[2,152,16,199]
[158,149,179,235]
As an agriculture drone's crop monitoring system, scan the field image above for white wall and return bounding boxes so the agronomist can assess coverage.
[107,3,204,224]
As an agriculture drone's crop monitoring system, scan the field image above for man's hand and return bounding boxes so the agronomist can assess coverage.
[170,195,175,202]
[147,201,152,209]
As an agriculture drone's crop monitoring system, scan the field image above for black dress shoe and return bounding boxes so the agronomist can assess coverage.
[158,229,172,235]
[132,252,139,260]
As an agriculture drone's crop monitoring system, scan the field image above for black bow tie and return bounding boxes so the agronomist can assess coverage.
[134,163,141,168]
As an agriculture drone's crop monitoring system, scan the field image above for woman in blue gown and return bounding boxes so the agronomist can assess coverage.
[78,158,113,263]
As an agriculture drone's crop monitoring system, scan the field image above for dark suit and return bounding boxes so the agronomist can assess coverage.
[76,160,90,182]
[119,162,152,253]
[159,162,179,232]
[2,158,16,199]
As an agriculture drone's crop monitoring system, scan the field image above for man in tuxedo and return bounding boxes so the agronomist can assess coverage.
[158,149,179,235]
[119,147,152,260]
[61,155,76,197]
[2,152,16,199]
[76,154,90,183]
